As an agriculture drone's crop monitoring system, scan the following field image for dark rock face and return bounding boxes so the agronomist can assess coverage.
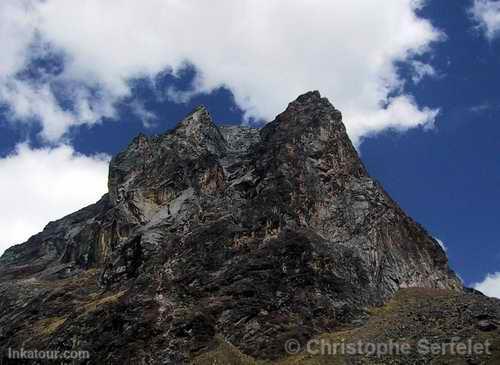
[0,91,462,363]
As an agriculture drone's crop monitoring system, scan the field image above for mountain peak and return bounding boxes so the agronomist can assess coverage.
[0,92,464,364]
[264,91,342,135]
[176,105,214,130]
[294,89,322,102]
[287,90,338,113]
[171,104,226,154]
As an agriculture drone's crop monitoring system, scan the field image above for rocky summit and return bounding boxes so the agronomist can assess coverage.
[0,91,498,364]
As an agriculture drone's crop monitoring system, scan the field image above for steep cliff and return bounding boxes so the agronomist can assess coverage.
[0,91,468,364]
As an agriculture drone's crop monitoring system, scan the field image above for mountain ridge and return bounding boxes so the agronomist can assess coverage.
[0,91,479,364]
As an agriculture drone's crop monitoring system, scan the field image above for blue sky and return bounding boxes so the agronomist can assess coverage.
[362,0,500,288]
[0,0,499,295]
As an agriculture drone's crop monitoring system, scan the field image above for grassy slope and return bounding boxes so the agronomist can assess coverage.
[192,288,500,365]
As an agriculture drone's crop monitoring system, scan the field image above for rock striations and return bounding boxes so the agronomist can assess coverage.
[0,92,469,364]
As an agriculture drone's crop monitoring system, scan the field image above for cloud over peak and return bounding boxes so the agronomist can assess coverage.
[1,0,441,144]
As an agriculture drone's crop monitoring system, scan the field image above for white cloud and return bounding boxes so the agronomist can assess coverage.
[0,0,37,78]
[348,95,439,141]
[130,100,157,128]
[471,0,500,40]
[469,102,493,113]
[0,0,441,144]
[0,144,109,254]
[0,78,117,141]
[411,60,437,83]
[434,237,447,252]
[473,272,500,298]
[0,79,74,140]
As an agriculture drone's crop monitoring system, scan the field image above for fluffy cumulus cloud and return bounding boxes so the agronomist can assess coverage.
[0,0,441,144]
[0,145,109,254]
[474,272,500,298]
[471,0,500,40]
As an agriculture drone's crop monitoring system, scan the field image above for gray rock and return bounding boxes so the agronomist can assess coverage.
[0,91,463,363]
[477,319,497,331]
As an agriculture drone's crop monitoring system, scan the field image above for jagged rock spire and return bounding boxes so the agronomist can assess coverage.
[173,105,226,155]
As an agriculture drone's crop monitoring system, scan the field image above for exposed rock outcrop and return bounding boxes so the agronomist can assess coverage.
[0,91,465,364]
